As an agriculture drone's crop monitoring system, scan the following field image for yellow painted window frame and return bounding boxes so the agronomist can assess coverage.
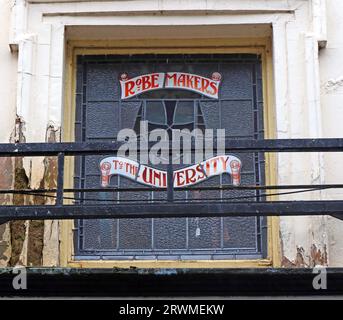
[60,38,281,268]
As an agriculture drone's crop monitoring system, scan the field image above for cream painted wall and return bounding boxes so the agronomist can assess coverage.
[0,0,17,267]
[319,0,343,266]
[0,0,17,143]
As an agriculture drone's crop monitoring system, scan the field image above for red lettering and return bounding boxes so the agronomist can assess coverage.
[219,156,228,171]
[162,172,167,188]
[193,76,201,90]
[185,168,197,185]
[186,75,193,88]
[209,81,218,96]
[141,76,151,91]
[124,73,218,98]
[165,73,177,86]
[113,159,119,169]
[205,161,211,176]
[151,74,159,88]
[177,74,186,87]
[201,78,210,93]
[195,164,206,180]
[212,158,218,173]
[141,167,153,185]
[140,167,167,187]
[125,163,138,176]
[153,170,162,187]
[174,170,185,187]
[124,80,135,97]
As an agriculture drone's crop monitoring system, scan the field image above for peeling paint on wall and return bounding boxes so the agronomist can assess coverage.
[0,223,11,266]
[27,177,45,266]
[281,247,308,268]
[11,116,26,144]
[6,120,63,266]
[42,125,60,267]
[6,120,62,267]
[323,76,343,93]
[27,220,44,266]
[310,244,328,267]
[281,244,328,268]
[0,156,14,266]
[9,160,29,266]
[8,116,28,266]
[294,247,307,267]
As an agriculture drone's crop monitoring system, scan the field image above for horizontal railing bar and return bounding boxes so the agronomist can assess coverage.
[1,201,343,220]
[1,184,343,194]
[0,219,9,225]
[0,138,343,156]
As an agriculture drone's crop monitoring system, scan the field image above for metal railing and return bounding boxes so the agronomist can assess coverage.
[0,138,343,222]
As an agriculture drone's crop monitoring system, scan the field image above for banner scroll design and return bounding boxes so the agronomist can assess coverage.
[100,155,242,188]
[120,72,222,100]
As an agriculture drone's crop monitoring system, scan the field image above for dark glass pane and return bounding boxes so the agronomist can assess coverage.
[188,217,221,249]
[154,218,187,249]
[221,100,254,136]
[145,101,166,124]
[118,176,151,202]
[86,63,119,101]
[199,101,219,129]
[219,63,253,100]
[223,217,257,249]
[83,219,117,250]
[174,101,194,124]
[122,101,142,131]
[86,102,119,139]
[118,218,152,250]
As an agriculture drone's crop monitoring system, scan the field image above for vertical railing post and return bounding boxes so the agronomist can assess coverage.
[167,163,174,202]
[56,152,64,206]
[167,140,174,202]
